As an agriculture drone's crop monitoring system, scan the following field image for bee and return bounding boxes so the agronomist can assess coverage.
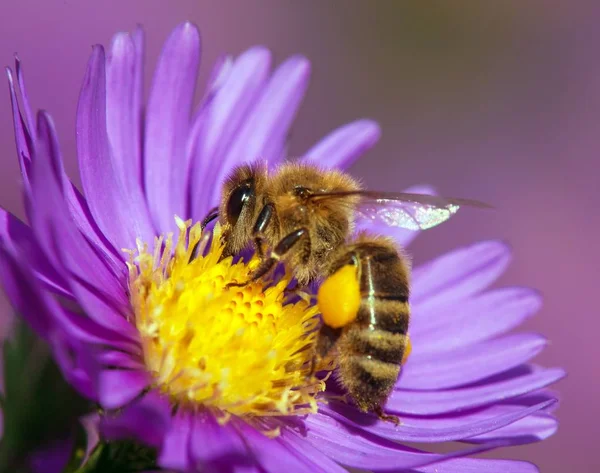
[200,161,487,421]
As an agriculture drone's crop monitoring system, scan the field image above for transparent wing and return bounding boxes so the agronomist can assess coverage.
[309,191,490,231]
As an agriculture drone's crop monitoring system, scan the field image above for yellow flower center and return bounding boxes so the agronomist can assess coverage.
[126,218,324,423]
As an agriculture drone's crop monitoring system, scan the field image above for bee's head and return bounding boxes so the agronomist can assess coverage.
[219,162,267,255]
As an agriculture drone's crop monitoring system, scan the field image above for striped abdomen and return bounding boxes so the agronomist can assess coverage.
[336,239,410,413]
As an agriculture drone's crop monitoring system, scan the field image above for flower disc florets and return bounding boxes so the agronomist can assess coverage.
[127,218,324,421]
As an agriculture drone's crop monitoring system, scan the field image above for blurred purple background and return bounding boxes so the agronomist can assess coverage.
[0,1,596,471]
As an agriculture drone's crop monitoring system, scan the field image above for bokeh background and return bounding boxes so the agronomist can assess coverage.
[0,1,596,471]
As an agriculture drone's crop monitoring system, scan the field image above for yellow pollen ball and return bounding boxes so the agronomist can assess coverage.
[126,219,324,420]
[317,264,361,329]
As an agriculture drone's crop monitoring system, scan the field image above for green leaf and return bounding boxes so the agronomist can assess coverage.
[0,319,94,473]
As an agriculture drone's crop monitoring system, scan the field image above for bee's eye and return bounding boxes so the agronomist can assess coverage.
[226,182,253,226]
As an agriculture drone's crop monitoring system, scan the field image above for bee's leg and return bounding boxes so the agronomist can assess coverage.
[227,227,310,288]
[190,207,219,262]
[374,406,400,426]
[201,206,219,232]
[251,203,276,259]
[309,324,341,377]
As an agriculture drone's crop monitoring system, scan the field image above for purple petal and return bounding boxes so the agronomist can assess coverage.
[0,250,99,397]
[0,224,138,354]
[302,119,381,170]
[5,66,32,190]
[401,333,547,389]
[388,366,565,415]
[78,45,155,251]
[209,55,311,203]
[303,414,512,471]
[0,209,70,296]
[189,416,257,472]
[98,369,151,409]
[96,350,145,370]
[105,30,156,243]
[190,47,271,218]
[52,302,141,354]
[410,287,542,355]
[30,112,135,340]
[280,430,350,473]
[101,390,171,448]
[411,240,511,308]
[239,424,339,473]
[204,54,234,97]
[14,56,35,136]
[80,414,100,464]
[158,411,193,472]
[0,244,54,337]
[416,458,540,473]
[319,399,554,443]
[49,332,98,399]
[470,412,557,444]
[106,30,143,187]
[8,61,122,272]
[144,22,201,234]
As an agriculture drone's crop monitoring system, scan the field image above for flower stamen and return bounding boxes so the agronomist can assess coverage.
[127,219,325,420]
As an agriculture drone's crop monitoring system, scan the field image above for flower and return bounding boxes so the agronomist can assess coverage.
[0,22,563,473]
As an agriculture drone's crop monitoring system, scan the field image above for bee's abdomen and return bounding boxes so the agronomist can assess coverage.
[345,325,408,364]
[327,235,411,413]
[337,353,400,413]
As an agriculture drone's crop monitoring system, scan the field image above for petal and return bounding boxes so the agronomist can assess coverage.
[205,54,234,97]
[49,332,98,399]
[105,29,156,242]
[303,414,511,471]
[411,240,511,308]
[410,287,542,353]
[302,119,381,170]
[7,61,122,272]
[0,243,54,337]
[209,55,311,203]
[0,209,69,296]
[401,333,547,389]
[14,56,35,136]
[319,399,555,443]
[0,223,137,353]
[279,430,350,473]
[388,366,565,415]
[416,458,540,473]
[98,369,151,409]
[469,412,557,444]
[158,411,193,472]
[5,66,32,190]
[101,390,171,448]
[190,47,271,219]
[144,22,201,233]
[0,246,99,397]
[31,112,135,340]
[189,416,257,472]
[78,45,155,250]
[97,350,145,370]
[240,424,341,473]
[106,29,143,187]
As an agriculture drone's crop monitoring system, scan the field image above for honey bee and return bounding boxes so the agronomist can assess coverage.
[201,161,487,421]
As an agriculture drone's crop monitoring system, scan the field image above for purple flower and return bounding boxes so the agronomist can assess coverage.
[1,22,563,473]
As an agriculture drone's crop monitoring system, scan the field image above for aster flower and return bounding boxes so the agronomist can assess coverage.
[0,22,563,473]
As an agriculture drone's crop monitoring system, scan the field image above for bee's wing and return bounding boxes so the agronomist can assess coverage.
[309,191,491,231]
